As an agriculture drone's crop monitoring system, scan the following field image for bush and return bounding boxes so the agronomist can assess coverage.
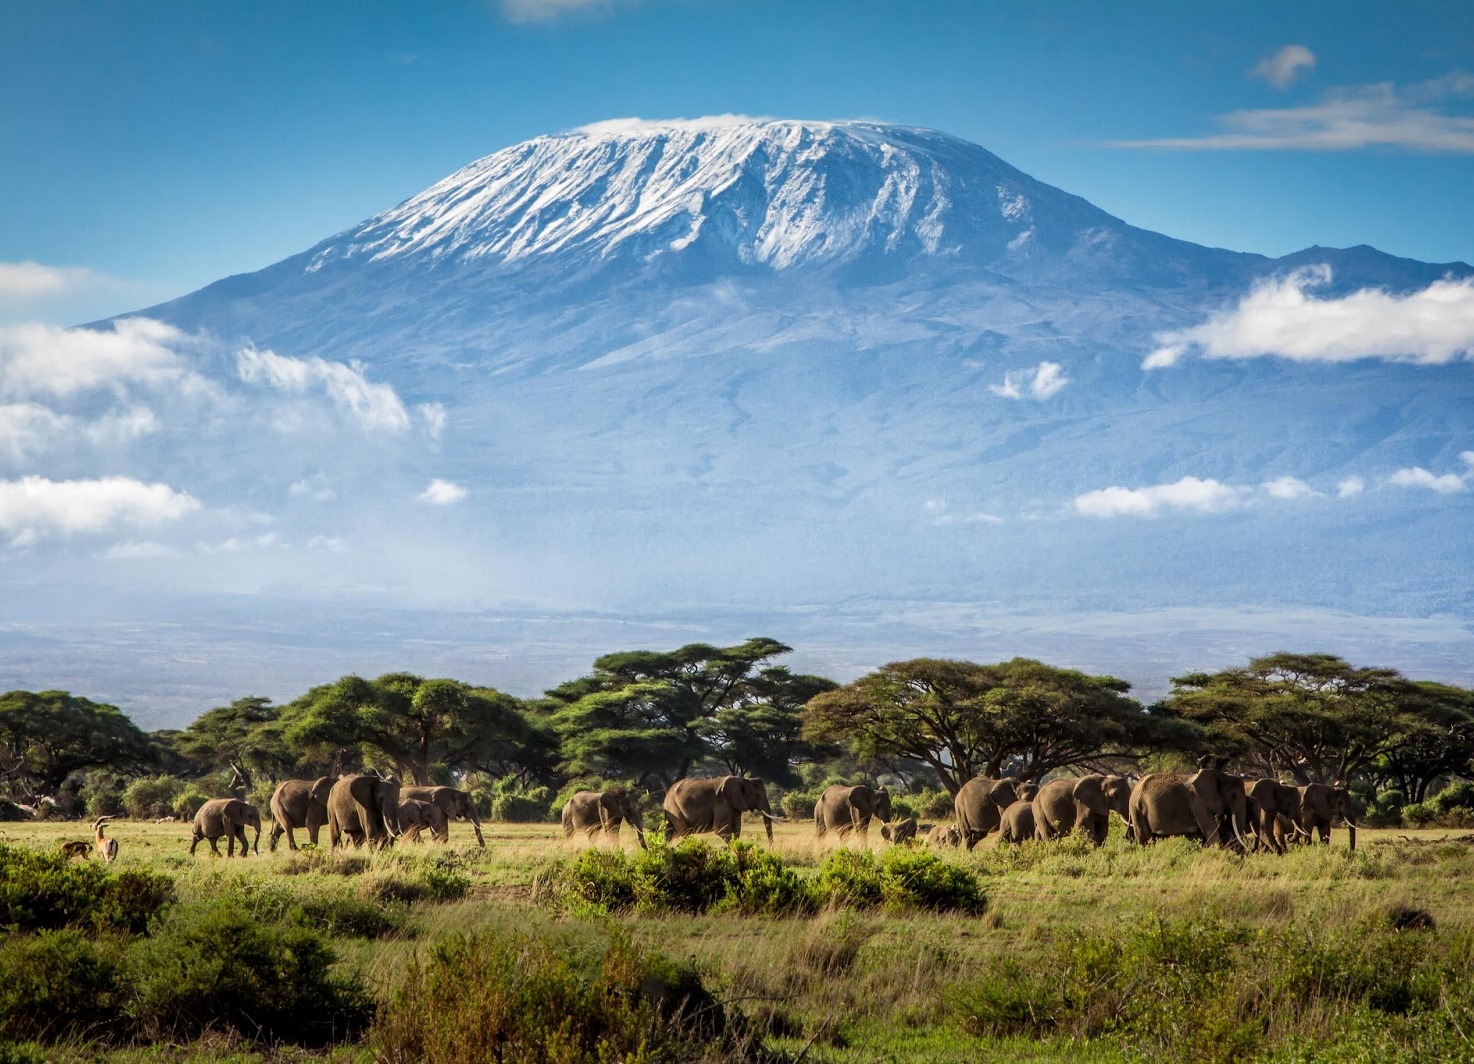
[79,778,124,819]
[490,784,555,823]
[0,930,125,1043]
[890,788,955,820]
[172,787,211,820]
[0,843,174,933]
[121,775,186,820]
[816,848,988,915]
[1402,781,1474,828]
[371,927,735,1062]
[127,899,371,1046]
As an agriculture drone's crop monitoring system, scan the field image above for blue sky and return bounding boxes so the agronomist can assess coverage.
[3,0,1473,324]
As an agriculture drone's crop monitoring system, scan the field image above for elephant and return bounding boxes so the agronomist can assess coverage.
[954,777,1023,849]
[399,785,485,847]
[268,776,336,852]
[398,797,449,842]
[999,800,1037,843]
[561,789,647,849]
[1015,781,1039,802]
[1128,758,1251,849]
[882,817,918,844]
[1299,783,1358,851]
[1034,774,1133,846]
[190,798,261,857]
[813,784,892,841]
[1242,778,1308,853]
[327,774,402,849]
[663,775,784,846]
[924,824,962,848]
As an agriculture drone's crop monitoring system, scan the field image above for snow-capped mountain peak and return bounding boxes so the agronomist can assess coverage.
[304,118,1110,274]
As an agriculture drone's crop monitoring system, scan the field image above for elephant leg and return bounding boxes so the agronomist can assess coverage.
[208,836,222,856]
[189,834,201,856]
[268,822,283,852]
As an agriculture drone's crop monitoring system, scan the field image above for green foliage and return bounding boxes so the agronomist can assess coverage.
[276,672,548,790]
[121,774,186,819]
[0,930,125,1042]
[0,690,153,797]
[804,657,1150,794]
[127,898,371,1046]
[544,637,833,790]
[1402,780,1474,827]
[371,927,732,1062]
[0,843,174,933]
[951,914,1472,1060]
[78,776,125,818]
[358,853,472,905]
[815,847,988,915]
[490,782,556,822]
[890,787,955,819]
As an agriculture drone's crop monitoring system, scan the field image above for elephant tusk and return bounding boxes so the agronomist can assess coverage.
[1230,816,1249,851]
[760,812,788,821]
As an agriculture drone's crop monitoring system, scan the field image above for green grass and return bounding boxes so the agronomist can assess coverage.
[4,818,1474,1061]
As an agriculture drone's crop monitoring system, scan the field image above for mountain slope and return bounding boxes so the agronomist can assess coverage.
[11,117,1467,721]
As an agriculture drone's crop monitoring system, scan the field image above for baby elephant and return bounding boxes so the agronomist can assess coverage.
[881,817,918,844]
[191,798,262,857]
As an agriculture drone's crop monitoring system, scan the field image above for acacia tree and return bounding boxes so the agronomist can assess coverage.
[802,658,1149,795]
[277,673,540,785]
[545,638,835,790]
[0,690,152,800]
[1157,652,1432,784]
[177,696,290,792]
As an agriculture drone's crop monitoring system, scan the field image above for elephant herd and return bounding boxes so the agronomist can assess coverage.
[187,774,488,857]
[182,763,1357,860]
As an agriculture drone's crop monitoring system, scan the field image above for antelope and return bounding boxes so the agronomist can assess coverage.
[93,816,119,863]
[59,839,93,859]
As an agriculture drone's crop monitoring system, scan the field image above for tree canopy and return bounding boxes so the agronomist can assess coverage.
[544,638,836,789]
[0,690,152,799]
[802,657,1151,794]
[1155,652,1453,785]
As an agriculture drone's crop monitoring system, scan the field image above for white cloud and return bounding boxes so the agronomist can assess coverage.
[1250,45,1316,90]
[0,403,69,461]
[502,0,632,24]
[306,535,346,552]
[923,498,1004,526]
[102,540,176,560]
[417,402,447,439]
[0,475,199,546]
[1337,476,1366,498]
[989,360,1070,400]
[1261,476,1319,499]
[418,479,468,505]
[198,532,282,554]
[289,474,336,502]
[236,347,411,433]
[1387,466,1467,493]
[0,262,98,302]
[1144,266,1474,369]
[0,318,195,398]
[1074,476,1248,518]
[1114,73,1474,152]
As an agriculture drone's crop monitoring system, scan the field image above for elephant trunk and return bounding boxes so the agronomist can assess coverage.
[1345,820,1357,851]
[251,822,261,855]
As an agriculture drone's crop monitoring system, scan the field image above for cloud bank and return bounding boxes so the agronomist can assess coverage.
[237,347,411,432]
[1144,266,1474,368]
[0,261,99,302]
[1115,73,1474,152]
[1387,452,1474,494]
[1074,476,1248,518]
[0,318,195,398]
[0,475,199,547]
[501,0,632,25]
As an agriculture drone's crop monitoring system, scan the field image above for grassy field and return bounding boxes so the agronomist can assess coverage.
[4,817,1474,1062]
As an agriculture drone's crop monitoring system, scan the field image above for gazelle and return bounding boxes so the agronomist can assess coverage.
[92,816,119,863]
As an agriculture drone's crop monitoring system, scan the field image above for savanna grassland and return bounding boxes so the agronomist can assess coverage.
[4,818,1474,1064]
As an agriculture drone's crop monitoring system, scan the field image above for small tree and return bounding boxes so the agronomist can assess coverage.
[0,690,152,801]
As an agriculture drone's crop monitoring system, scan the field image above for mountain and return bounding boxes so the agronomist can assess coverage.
[11,117,1472,723]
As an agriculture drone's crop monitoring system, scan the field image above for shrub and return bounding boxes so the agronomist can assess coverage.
[0,843,174,933]
[371,927,734,1062]
[127,899,371,1046]
[490,785,555,823]
[0,798,29,822]
[1403,781,1474,828]
[171,787,211,820]
[0,930,125,1043]
[816,848,988,915]
[890,788,955,820]
[80,778,124,819]
[294,893,410,939]
[121,775,187,820]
